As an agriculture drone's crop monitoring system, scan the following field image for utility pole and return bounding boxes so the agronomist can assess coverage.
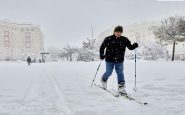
[92,26,93,40]
[91,26,94,50]
[91,26,94,61]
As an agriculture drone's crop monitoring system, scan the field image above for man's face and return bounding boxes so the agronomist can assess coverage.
[114,31,122,38]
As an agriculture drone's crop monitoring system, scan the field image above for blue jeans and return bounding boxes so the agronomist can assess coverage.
[102,61,125,84]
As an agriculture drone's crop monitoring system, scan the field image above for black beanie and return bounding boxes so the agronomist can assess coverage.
[114,25,123,32]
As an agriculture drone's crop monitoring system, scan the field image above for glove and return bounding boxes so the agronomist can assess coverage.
[133,42,138,48]
[100,55,105,60]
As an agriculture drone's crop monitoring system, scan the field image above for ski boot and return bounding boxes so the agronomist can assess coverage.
[101,78,107,90]
[118,82,127,96]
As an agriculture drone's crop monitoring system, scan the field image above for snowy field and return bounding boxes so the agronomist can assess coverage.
[0,60,185,115]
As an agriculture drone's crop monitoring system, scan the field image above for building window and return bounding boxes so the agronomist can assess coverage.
[5,41,10,47]
[4,31,10,47]
[26,42,31,47]
[4,31,9,36]
[4,36,9,41]
[25,32,31,37]
[25,36,31,41]
[25,32,31,48]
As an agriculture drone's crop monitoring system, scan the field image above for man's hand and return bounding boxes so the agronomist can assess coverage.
[100,55,105,60]
[133,42,138,48]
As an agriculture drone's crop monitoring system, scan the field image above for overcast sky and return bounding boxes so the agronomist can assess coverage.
[0,0,185,49]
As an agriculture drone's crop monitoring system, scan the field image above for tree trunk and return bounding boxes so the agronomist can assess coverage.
[171,40,176,61]
[70,54,72,61]
[166,50,169,60]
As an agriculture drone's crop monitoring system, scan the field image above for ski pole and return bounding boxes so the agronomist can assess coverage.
[90,60,103,87]
[133,49,137,92]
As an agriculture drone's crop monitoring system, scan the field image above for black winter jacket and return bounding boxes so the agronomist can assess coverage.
[100,35,138,62]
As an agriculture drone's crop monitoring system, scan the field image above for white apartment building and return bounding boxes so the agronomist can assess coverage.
[0,21,44,61]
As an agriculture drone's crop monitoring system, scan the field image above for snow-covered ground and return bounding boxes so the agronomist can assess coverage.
[0,60,185,115]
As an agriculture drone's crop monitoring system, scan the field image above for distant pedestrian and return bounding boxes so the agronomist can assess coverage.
[33,58,36,63]
[27,56,31,66]
[39,59,42,63]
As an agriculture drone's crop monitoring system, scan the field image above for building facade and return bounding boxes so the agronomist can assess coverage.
[0,21,44,61]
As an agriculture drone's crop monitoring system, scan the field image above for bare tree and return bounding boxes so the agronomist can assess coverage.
[58,49,68,61]
[142,42,167,60]
[151,16,185,61]
[63,45,78,61]
[77,38,98,61]
[82,38,96,50]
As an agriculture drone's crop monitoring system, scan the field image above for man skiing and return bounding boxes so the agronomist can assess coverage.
[27,56,31,66]
[100,25,138,95]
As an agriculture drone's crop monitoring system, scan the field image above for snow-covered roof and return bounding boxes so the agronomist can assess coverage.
[0,20,39,28]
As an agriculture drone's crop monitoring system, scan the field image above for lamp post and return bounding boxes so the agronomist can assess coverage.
[40,52,49,63]
[183,43,185,61]
[11,31,14,61]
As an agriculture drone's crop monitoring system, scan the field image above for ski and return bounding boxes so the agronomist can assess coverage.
[93,84,119,97]
[119,93,148,105]
[110,88,148,105]
[93,84,148,105]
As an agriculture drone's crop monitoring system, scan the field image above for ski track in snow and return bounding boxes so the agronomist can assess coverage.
[0,63,72,115]
[0,61,185,115]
